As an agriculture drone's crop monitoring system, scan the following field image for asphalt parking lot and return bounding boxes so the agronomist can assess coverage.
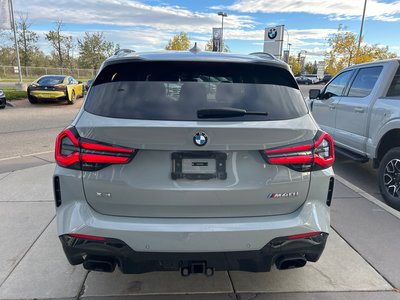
[1,92,400,299]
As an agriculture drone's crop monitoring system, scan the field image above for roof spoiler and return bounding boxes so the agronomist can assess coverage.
[249,52,277,60]
[113,49,136,56]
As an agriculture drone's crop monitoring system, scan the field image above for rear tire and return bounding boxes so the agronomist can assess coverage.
[378,147,400,209]
[67,90,75,105]
[28,94,38,104]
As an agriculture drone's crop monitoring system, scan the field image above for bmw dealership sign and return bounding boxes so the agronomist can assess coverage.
[263,25,285,59]
[267,28,278,40]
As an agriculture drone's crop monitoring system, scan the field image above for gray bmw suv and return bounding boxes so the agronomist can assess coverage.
[54,49,335,276]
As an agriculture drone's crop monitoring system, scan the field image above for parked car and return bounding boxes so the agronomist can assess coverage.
[85,79,94,92]
[0,89,6,109]
[27,75,84,105]
[54,49,335,276]
[322,74,332,83]
[296,76,313,85]
[306,75,320,84]
[309,59,400,209]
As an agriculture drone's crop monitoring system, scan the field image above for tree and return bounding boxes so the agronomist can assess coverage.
[204,39,230,52]
[165,32,190,50]
[16,14,39,74]
[304,61,317,74]
[325,25,397,75]
[0,46,16,66]
[77,32,114,70]
[288,55,301,76]
[0,30,14,65]
[45,20,74,69]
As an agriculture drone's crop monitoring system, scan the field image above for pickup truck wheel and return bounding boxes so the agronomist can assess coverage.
[379,147,400,209]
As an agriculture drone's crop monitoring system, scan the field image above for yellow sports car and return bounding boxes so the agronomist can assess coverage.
[27,75,84,105]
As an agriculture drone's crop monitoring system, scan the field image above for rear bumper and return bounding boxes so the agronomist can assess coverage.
[60,232,328,273]
[55,166,333,273]
[29,90,67,100]
[56,197,330,253]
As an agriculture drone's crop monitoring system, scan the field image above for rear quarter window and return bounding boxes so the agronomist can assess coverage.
[84,61,307,121]
[386,65,400,98]
[347,66,383,97]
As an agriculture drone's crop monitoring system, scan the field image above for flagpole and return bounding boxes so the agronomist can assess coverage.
[9,0,23,84]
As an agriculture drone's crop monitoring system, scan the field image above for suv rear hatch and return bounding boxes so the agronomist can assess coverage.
[74,60,318,218]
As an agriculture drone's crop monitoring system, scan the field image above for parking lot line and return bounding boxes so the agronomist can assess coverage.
[0,150,54,162]
[0,164,55,202]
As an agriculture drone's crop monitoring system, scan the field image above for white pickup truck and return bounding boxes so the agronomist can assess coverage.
[309,59,400,209]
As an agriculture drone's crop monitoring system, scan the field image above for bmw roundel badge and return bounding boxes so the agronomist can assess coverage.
[193,132,208,146]
[268,28,277,40]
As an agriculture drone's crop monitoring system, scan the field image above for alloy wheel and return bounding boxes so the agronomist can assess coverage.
[383,158,400,198]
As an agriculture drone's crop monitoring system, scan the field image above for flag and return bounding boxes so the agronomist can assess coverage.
[283,50,289,63]
[0,0,11,29]
[212,28,222,52]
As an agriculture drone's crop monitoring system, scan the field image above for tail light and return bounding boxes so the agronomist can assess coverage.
[261,130,334,172]
[287,232,322,240]
[269,231,326,248]
[54,85,67,91]
[67,233,106,241]
[55,127,136,171]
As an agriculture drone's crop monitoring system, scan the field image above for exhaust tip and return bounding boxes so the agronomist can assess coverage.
[83,255,116,273]
[275,255,307,270]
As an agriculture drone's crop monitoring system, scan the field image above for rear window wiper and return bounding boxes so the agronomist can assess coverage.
[197,107,268,119]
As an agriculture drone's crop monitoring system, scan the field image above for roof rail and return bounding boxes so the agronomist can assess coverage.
[113,49,136,56]
[249,52,277,60]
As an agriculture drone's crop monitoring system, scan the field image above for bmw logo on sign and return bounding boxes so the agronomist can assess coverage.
[268,28,277,40]
[193,132,208,147]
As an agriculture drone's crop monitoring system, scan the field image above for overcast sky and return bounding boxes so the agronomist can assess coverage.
[10,0,400,60]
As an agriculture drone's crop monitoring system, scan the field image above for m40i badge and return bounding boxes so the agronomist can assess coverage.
[267,192,299,199]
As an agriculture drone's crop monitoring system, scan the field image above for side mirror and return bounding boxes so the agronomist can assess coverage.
[309,89,320,99]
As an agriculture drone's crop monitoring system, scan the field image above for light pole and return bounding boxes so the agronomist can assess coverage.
[218,12,227,52]
[357,0,368,55]
[9,0,23,85]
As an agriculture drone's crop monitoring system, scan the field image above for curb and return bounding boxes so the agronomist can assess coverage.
[336,175,400,220]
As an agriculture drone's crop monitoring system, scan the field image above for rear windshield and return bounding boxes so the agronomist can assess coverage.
[84,61,307,121]
[37,76,65,86]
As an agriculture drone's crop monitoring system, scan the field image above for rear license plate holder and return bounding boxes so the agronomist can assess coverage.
[171,152,227,180]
